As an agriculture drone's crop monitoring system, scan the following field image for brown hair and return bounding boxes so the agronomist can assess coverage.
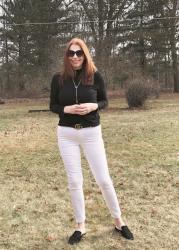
[61,38,97,85]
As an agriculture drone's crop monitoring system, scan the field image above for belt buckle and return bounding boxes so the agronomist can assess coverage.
[74,124,83,129]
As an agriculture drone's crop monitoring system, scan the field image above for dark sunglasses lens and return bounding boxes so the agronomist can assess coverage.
[67,50,75,57]
[76,50,84,57]
[67,50,83,57]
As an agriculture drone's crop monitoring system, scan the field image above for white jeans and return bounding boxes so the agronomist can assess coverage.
[57,125,121,223]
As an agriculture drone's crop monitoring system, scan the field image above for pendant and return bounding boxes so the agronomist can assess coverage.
[73,79,81,104]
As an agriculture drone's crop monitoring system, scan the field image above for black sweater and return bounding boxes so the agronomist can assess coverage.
[49,70,108,127]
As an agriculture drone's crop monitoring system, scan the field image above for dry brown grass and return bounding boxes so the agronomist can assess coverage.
[0,95,179,250]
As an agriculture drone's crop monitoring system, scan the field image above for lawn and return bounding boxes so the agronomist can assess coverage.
[0,95,179,250]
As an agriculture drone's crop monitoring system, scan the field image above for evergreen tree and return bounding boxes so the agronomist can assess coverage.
[0,0,76,92]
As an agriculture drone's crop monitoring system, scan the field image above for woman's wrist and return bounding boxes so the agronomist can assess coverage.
[93,103,98,111]
[64,106,70,113]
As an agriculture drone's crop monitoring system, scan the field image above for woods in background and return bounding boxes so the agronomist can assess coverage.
[0,0,179,96]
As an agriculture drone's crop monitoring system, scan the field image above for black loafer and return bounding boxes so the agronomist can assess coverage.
[115,225,134,240]
[68,230,86,245]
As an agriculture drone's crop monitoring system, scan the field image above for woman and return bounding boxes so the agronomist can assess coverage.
[50,38,134,245]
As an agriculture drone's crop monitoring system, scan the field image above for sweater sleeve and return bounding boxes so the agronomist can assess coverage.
[49,74,64,115]
[95,71,108,110]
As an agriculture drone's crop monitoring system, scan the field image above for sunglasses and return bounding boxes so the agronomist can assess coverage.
[67,49,84,57]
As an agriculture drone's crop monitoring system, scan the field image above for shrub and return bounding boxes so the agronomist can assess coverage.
[125,80,149,108]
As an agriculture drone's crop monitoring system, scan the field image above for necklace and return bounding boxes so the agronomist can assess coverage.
[73,79,81,104]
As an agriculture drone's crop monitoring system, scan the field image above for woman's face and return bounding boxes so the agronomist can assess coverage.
[67,44,85,70]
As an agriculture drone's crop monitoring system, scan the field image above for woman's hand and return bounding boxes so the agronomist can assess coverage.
[64,105,81,114]
[77,103,98,115]
[64,103,98,115]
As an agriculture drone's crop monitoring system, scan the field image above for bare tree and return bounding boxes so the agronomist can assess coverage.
[76,0,132,65]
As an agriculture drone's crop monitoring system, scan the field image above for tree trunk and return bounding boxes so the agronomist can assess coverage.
[18,31,25,91]
[3,19,11,91]
[171,44,179,92]
[139,0,146,72]
[170,0,179,92]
